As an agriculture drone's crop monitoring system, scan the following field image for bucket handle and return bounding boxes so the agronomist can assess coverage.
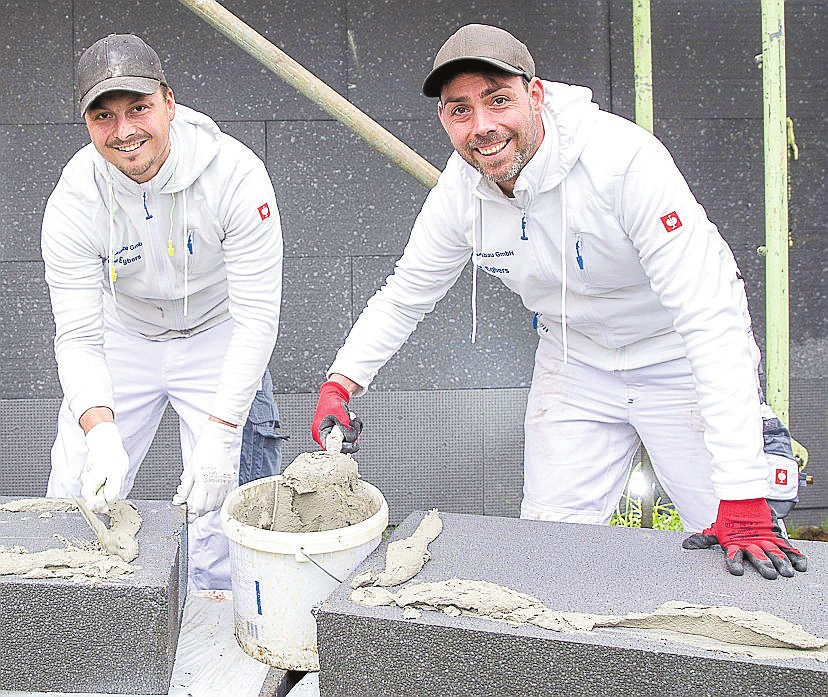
[296,546,344,584]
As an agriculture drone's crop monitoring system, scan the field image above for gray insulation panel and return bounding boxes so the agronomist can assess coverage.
[316,511,828,697]
[0,497,187,694]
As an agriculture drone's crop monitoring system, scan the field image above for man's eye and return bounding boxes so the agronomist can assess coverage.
[452,106,469,116]
[492,96,508,105]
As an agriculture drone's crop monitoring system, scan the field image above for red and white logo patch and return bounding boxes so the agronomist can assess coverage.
[660,211,682,233]
[775,468,788,485]
[258,203,271,221]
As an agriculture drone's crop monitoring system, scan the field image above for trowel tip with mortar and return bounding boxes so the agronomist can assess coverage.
[73,496,138,562]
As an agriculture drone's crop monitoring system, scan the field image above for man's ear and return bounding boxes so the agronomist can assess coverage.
[165,88,176,121]
[528,78,544,114]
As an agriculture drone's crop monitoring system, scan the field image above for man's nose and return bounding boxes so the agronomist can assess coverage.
[113,115,137,141]
[470,108,497,136]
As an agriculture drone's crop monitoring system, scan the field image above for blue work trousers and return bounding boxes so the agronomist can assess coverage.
[239,368,286,484]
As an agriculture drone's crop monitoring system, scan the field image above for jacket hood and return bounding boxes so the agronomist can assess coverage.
[456,80,599,198]
[535,80,599,189]
[92,103,222,194]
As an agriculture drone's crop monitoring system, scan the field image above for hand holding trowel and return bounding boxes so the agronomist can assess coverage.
[311,379,363,454]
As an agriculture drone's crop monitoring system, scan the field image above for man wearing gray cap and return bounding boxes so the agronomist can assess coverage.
[311,24,806,580]
[42,34,284,589]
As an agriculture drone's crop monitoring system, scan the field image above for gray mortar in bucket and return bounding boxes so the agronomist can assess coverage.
[226,446,380,534]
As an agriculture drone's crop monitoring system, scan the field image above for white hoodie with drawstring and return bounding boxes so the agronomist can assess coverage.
[41,104,283,428]
[328,80,768,502]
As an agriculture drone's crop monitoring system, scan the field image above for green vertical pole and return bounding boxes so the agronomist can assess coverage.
[761,0,790,423]
[633,0,654,134]
[634,0,655,528]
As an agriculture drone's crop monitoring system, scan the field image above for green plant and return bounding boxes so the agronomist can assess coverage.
[788,522,828,542]
[611,495,684,530]
[610,461,685,531]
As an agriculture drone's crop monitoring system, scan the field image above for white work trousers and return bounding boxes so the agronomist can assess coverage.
[521,339,719,532]
[47,319,242,590]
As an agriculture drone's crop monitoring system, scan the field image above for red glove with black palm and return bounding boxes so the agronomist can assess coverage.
[311,380,363,454]
[682,498,807,579]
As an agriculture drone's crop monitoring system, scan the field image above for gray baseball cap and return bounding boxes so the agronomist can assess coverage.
[422,24,535,98]
[77,34,167,116]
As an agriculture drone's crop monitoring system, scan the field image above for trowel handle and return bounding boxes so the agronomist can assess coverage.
[325,425,345,453]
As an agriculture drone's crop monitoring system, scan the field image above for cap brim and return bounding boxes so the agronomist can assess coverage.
[422,57,529,98]
[79,76,161,116]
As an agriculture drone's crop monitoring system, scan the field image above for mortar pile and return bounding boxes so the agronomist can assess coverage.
[271,450,378,532]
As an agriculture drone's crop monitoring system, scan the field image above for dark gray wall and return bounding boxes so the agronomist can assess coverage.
[1,1,825,528]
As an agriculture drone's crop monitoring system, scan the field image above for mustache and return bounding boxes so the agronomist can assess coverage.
[107,135,149,148]
[467,132,511,149]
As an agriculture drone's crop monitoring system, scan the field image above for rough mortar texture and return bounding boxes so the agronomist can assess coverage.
[0,497,187,694]
[316,512,828,697]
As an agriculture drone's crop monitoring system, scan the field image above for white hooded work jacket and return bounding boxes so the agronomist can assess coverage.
[42,105,283,426]
[330,81,768,500]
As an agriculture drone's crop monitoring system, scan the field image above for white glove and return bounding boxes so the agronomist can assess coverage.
[172,420,237,522]
[81,421,129,514]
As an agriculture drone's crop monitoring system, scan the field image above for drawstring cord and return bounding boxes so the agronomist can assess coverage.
[167,192,176,257]
[106,166,118,308]
[182,189,189,317]
[560,180,569,364]
[470,198,482,343]
[165,190,189,317]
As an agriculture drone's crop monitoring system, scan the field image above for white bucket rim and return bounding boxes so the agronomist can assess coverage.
[220,475,389,556]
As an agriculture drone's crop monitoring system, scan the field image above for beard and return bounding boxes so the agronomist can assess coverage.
[463,116,540,184]
[107,135,170,183]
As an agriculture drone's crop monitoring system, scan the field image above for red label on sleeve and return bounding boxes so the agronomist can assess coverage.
[258,203,271,221]
[660,211,682,232]
[775,468,787,485]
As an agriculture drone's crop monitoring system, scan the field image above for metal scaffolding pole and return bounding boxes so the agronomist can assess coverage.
[633,0,655,528]
[633,0,654,134]
[176,0,441,189]
[760,0,790,423]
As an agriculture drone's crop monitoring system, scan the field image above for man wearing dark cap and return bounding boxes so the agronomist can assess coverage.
[311,24,806,580]
[42,34,284,589]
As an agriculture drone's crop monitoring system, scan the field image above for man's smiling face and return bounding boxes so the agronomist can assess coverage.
[438,71,544,196]
[84,87,175,183]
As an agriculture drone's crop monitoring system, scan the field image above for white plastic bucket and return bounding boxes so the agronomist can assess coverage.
[220,475,388,670]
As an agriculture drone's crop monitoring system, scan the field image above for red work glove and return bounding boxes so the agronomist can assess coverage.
[682,498,808,579]
[311,380,363,454]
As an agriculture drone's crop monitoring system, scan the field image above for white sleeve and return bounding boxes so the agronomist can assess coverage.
[619,139,768,500]
[211,157,283,424]
[328,179,472,394]
[41,186,114,422]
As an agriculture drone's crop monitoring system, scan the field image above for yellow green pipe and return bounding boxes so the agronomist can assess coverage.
[760,0,790,423]
[633,0,655,528]
[633,0,654,134]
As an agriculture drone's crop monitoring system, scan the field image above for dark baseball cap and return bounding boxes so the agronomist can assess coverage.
[422,24,535,98]
[77,34,167,116]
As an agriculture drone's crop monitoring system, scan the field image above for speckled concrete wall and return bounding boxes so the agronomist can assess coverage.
[0,1,825,527]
